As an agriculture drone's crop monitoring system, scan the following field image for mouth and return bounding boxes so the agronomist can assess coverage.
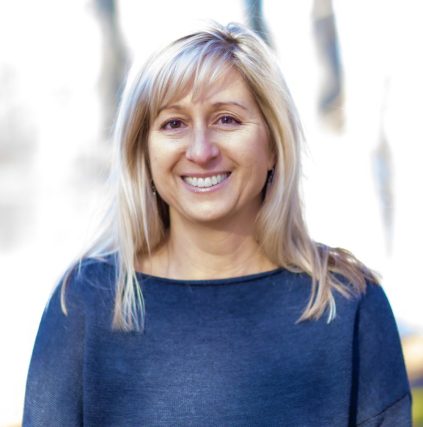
[182,172,231,189]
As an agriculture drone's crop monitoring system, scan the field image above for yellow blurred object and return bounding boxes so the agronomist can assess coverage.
[413,388,423,426]
[402,335,423,383]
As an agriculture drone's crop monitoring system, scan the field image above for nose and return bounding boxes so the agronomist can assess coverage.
[185,127,220,165]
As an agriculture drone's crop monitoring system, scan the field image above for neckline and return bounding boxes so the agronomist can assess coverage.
[135,267,285,286]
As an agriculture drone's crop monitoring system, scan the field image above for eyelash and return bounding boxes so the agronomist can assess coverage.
[217,115,241,125]
[161,119,184,130]
[160,115,241,130]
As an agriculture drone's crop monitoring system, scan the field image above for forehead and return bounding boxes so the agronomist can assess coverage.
[158,68,256,112]
[148,45,253,118]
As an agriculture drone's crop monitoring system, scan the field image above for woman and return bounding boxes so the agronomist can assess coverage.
[23,22,411,426]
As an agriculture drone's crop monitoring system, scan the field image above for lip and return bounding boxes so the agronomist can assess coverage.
[180,172,231,193]
[180,171,231,178]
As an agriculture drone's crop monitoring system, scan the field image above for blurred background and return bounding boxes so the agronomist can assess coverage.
[0,0,422,425]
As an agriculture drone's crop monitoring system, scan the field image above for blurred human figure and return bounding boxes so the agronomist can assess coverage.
[243,0,273,47]
[312,0,344,130]
[95,0,128,139]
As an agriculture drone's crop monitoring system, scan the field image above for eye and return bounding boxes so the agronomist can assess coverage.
[216,115,241,126]
[161,119,185,130]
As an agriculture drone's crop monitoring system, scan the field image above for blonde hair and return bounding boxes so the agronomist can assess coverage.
[61,21,378,332]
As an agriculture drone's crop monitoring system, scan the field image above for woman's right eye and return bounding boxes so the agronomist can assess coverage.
[161,119,185,130]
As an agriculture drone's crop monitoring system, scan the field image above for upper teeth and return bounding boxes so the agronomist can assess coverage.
[183,173,229,188]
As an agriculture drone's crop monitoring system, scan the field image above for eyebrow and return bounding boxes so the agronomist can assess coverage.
[158,101,248,115]
[211,101,248,111]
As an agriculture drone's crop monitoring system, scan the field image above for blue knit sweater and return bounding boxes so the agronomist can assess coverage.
[23,255,411,426]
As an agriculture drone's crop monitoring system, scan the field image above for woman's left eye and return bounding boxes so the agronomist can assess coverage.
[217,115,241,125]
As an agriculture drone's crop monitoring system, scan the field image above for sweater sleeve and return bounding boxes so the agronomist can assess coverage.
[22,268,85,426]
[353,284,412,426]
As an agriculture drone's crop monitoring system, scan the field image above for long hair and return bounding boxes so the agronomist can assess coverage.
[61,21,378,332]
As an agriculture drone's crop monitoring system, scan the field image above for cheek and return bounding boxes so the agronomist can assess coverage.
[240,130,273,170]
[148,151,167,189]
[148,137,171,172]
[149,154,169,185]
[148,142,183,190]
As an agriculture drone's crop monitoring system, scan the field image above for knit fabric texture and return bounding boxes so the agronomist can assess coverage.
[23,255,411,426]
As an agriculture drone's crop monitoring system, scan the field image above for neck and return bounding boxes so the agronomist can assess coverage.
[140,215,278,280]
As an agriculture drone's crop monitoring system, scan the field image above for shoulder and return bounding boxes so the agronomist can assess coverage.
[327,271,385,315]
[66,252,117,286]
[66,252,118,285]
[357,280,390,307]
[50,253,118,315]
[354,281,405,365]
[331,278,402,336]
[354,281,399,334]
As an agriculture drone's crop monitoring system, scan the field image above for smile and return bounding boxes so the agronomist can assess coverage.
[182,173,230,188]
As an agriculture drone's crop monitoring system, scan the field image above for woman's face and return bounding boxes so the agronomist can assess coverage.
[148,68,274,229]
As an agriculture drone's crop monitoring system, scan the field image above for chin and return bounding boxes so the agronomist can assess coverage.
[186,212,231,225]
